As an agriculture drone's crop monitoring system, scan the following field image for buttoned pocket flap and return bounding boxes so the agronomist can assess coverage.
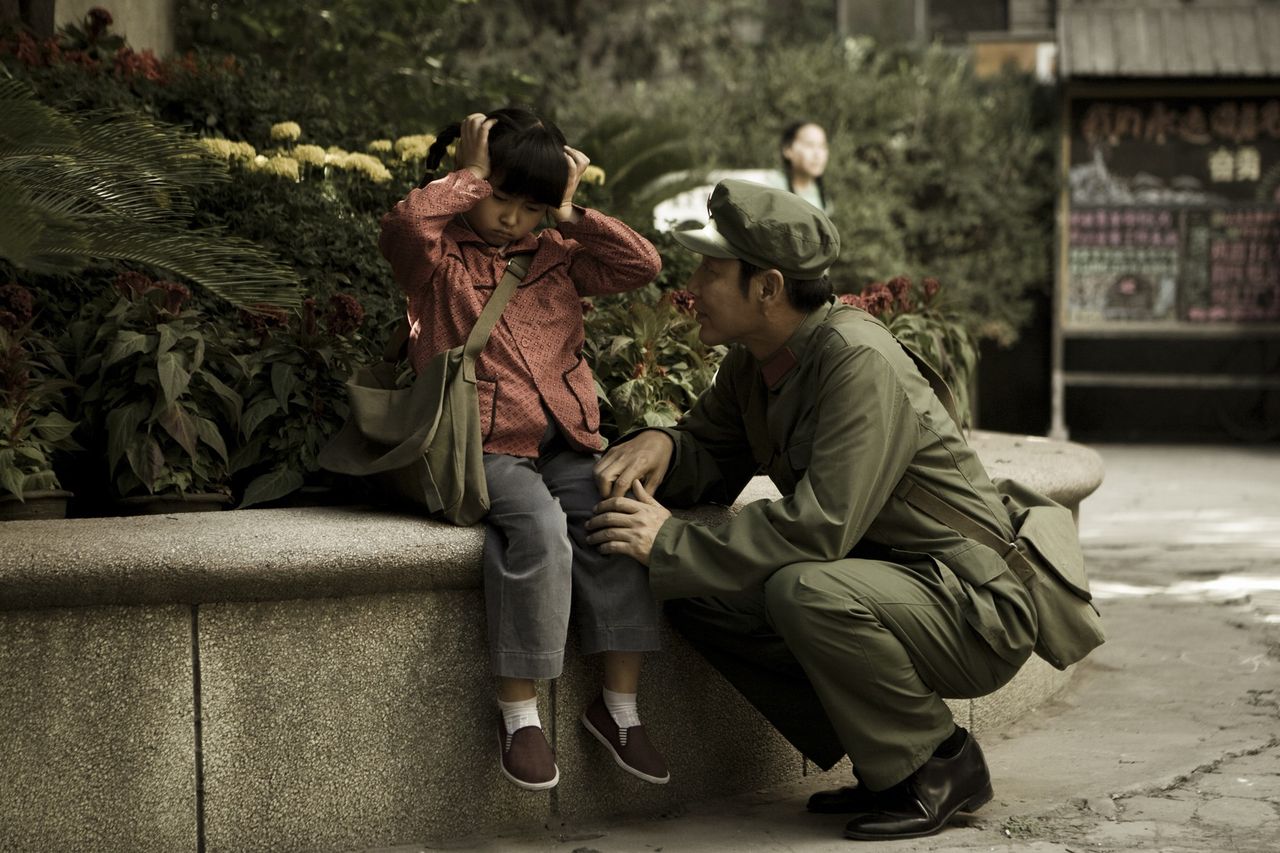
[1017,505,1091,600]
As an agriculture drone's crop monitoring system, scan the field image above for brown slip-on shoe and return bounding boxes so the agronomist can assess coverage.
[580,694,670,784]
[497,720,559,791]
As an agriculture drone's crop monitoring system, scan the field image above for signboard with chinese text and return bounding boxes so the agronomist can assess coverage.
[1065,95,1280,327]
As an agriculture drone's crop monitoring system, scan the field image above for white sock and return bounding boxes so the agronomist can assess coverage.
[498,697,541,733]
[603,687,642,729]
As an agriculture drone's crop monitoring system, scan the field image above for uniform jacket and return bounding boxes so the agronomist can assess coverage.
[647,301,1037,665]
[379,169,661,458]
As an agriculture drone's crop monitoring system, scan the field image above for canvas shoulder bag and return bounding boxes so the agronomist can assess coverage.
[888,332,1105,670]
[895,474,1106,670]
[318,252,532,525]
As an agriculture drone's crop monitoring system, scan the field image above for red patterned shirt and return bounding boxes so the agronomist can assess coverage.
[379,169,661,458]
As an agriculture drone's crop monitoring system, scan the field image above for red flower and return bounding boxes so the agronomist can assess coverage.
[14,31,41,66]
[859,282,894,318]
[580,298,595,315]
[301,297,318,337]
[838,293,867,310]
[239,303,290,337]
[113,46,166,83]
[113,270,154,299]
[666,289,697,314]
[0,283,35,330]
[326,293,365,336]
[922,277,941,301]
[886,275,913,311]
[155,280,191,314]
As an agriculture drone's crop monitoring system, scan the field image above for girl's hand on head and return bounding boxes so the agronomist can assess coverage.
[552,146,590,224]
[456,113,496,181]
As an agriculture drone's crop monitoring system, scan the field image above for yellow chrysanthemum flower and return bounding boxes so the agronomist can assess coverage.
[268,156,301,181]
[293,144,327,167]
[367,139,393,153]
[270,121,302,142]
[394,133,436,161]
[246,153,300,181]
[198,137,257,161]
[340,152,393,183]
[581,165,607,185]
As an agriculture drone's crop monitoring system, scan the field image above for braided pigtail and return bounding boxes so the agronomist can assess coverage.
[417,122,462,188]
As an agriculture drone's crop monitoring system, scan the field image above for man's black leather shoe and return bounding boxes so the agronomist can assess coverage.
[842,729,993,840]
[806,783,881,814]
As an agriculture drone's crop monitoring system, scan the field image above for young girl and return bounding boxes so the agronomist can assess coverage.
[378,107,669,791]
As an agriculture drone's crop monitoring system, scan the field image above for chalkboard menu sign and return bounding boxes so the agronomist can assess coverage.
[1066,95,1280,327]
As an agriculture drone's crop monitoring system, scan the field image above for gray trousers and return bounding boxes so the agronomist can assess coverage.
[667,558,1030,790]
[481,433,661,679]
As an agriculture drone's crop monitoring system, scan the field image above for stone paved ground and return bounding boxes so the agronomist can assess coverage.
[367,443,1280,853]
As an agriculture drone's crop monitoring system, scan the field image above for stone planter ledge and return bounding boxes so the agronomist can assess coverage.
[0,430,1104,853]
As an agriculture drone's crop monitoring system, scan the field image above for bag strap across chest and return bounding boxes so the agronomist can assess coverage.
[380,252,534,364]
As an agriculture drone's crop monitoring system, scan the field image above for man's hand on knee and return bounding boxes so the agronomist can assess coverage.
[586,481,672,566]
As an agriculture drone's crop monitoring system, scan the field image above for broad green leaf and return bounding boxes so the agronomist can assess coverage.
[242,397,280,440]
[0,462,27,499]
[32,411,76,443]
[228,436,265,475]
[124,433,166,493]
[157,324,177,357]
[238,466,304,509]
[194,416,228,463]
[271,361,298,408]
[157,351,192,407]
[103,330,152,368]
[105,402,149,474]
[201,371,243,429]
[158,404,199,459]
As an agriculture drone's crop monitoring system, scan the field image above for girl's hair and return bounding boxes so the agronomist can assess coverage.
[422,106,569,207]
[779,120,827,211]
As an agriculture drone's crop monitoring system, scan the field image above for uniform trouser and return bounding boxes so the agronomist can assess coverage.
[481,431,661,680]
[667,558,1028,790]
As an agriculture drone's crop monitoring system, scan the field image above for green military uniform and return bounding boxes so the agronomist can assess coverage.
[645,300,1037,790]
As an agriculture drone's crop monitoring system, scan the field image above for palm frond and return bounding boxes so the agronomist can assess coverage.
[29,222,301,306]
[0,77,299,308]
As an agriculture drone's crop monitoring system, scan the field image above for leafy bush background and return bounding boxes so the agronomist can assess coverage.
[0,1,1055,510]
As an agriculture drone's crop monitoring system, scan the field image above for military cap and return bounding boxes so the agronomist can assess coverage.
[672,179,840,280]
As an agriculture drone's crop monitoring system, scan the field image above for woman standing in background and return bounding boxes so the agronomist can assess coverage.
[764,121,830,213]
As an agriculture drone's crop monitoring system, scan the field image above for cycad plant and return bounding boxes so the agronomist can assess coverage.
[0,75,300,308]
[573,112,705,230]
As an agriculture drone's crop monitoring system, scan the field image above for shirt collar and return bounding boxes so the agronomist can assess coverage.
[759,300,835,390]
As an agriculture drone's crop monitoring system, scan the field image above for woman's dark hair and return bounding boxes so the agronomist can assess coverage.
[421,106,569,207]
[780,120,827,211]
[738,260,832,312]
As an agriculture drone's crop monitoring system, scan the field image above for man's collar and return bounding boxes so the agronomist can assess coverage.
[759,301,834,390]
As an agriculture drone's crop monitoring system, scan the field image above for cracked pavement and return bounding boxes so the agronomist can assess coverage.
[376,444,1280,853]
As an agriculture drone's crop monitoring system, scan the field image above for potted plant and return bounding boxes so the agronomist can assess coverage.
[71,272,241,513]
[0,283,79,520]
[227,294,366,508]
